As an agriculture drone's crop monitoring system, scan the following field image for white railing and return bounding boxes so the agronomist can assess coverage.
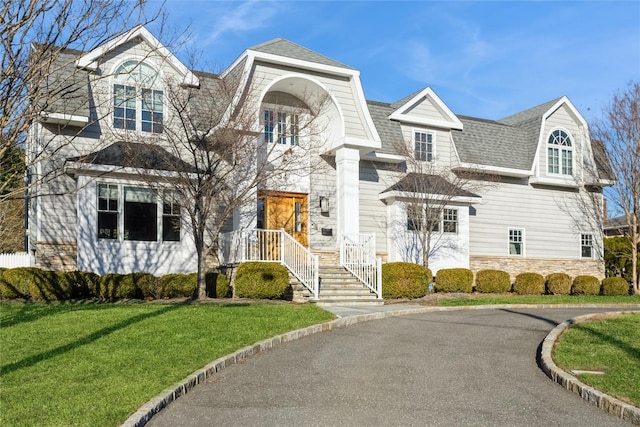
[0,252,35,269]
[340,233,382,299]
[219,229,319,299]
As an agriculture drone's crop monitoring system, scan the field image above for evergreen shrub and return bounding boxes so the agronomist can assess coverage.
[100,273,148,300]
[159,273,197,298]
[571,275,601,295]
[546,273,572,295]
[0,267,42,299]
[435,268,473,293]
[234,262,290,299]
[28,270,65,301]
[475,269,511,293]
[381,262,432,299]
[601,277,629,296]
[513,272,545,295]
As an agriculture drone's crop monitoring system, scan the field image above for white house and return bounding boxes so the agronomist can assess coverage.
[27,25,613,300]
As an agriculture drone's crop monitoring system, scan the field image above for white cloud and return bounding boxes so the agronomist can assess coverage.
[201,0,280,45]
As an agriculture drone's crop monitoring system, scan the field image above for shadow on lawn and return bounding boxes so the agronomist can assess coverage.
[0,301,112,328]
[0,302,185,376]
[574,320,640,362]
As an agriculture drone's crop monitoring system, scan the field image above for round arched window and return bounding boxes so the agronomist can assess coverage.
[547,129,572,175]
[113,61,163,133]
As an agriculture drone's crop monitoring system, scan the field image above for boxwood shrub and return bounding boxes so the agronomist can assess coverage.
[381,262,432,299]
[513,272,545,295]
[0,267,43,299]
[100,273,149,300]
[601,277,629,296]
[475,269,511,293]
[159,273,196,298]
[235,262,291,299]
[435,268,473,293]
[571,275,601,295]
[546,273,572,295]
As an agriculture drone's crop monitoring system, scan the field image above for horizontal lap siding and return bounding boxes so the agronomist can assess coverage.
[539,106,585,178]
[359,161,396,255]
[469,178,595,259]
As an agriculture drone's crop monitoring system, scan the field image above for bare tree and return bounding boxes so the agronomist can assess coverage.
[0,0,155,248]
[591,81,640,294]
[389,141,486,271]
[109,65,330,299]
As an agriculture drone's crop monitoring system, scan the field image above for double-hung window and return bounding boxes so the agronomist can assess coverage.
[97,184,119,239]
[443,209,458,233]
[508,228,524,256]
[547,130,572,175]
[414,131,433,161]
[113,61,163,134]
[264,109,299,145]
[581,234,593,258]
[163,191,181,242]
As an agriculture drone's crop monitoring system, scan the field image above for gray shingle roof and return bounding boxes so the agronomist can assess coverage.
[498,98,561,125]
[383,173,480,198]
[452,115,539,170]
[68,142,199,173]
[366,100,404,155]
[247,38,354,70]
[591,139,615,181]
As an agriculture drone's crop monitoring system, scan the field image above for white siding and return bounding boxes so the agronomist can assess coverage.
[359,161,398,255]
[539,105,586,180]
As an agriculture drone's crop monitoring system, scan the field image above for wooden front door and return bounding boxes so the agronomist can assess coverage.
[258,192,308,247]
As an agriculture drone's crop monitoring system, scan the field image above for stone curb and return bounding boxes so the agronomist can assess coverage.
[121,303,640,427]
[539,311,640,425]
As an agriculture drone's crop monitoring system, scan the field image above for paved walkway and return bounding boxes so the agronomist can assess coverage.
[144,305,637,426]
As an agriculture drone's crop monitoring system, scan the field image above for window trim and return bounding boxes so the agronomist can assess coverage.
[443,208,458,234]
[547,128,573,176]
[96,183,180,244]
[263,105,300,146]
[508,227,525,257]
[580,233,594,259]
[112,60,164,134]
[413,129,435,162]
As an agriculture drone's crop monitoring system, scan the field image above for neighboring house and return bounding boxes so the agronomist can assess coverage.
[27,25,613,298]
[604,215,629,238]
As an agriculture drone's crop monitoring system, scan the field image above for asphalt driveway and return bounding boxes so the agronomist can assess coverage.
[147,307,636,426]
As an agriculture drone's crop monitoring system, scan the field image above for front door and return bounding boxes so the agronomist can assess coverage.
[258,191,308,247]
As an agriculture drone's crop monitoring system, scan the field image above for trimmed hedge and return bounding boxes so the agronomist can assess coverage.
[601,277,629,296]
[475,269,511,293]
[381,262,432,299]
[234,262,291,299]
[0,267,45,299]
[571,275,601,295]
[100,273,150,300]
[513,272,545,295]
[159,273,196,298]
[546,273,572,295]
[435,268,473,293]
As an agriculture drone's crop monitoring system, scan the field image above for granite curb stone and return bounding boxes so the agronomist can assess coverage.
[540,311,640,425]
[121,303,640,427]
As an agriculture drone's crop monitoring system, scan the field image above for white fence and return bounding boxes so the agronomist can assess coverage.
[0,252,35,268]
[340,233,382,299]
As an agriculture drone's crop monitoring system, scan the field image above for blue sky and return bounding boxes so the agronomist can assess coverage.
[147,1,639,123]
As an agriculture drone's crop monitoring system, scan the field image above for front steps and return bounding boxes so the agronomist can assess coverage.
[291,265,383,306]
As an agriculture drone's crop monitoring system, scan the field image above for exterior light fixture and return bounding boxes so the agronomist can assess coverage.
[320,196,329,214]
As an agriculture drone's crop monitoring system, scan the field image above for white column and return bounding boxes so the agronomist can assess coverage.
[336,147,360,240]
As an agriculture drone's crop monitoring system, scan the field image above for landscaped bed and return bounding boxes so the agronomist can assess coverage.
[0,302,334,427]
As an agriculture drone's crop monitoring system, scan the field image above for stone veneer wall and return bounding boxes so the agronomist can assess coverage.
[35,241,77,272]
[469,256,605,280]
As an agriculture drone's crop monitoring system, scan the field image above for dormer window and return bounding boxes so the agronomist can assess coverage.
[547,129,572,175]
[414,131,434,161]
[113,61,163,133]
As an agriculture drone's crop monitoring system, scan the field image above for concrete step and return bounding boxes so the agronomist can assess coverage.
[314,299,384,307]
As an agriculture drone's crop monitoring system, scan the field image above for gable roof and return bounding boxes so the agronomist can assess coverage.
[388,87,463,130]
[247,38,354,70]
[75,25,199,87]
[498,97,562,126]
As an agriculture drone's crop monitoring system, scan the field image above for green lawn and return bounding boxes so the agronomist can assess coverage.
[553,312,640,406]
[0,302,334,427]
[437,294,640,306]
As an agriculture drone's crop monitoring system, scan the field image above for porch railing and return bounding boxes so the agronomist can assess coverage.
[219,229,319,299]
[340,233,382,299]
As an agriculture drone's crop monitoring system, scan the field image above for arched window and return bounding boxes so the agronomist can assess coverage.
[113,61,163,133]
[547,129,572,175]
